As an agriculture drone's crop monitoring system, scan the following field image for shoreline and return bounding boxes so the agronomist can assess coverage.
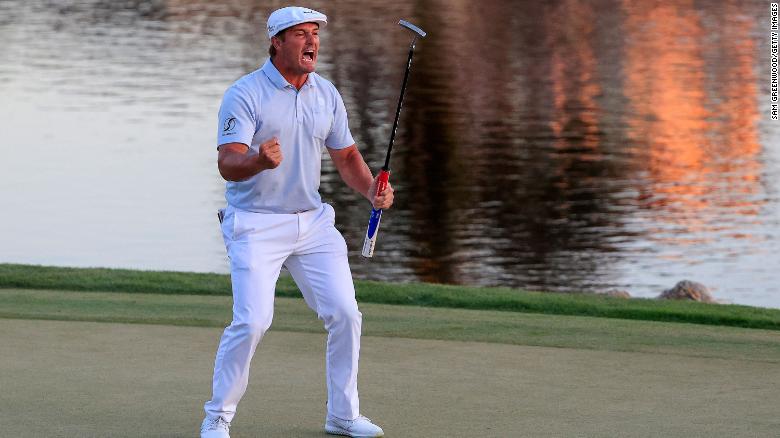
[1,263,779,330]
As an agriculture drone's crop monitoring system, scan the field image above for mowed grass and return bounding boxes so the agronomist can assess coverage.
[2,263,780,330]
[2,288,779,363]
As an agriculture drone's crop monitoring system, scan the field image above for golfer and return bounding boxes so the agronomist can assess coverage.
[200,6,390,438]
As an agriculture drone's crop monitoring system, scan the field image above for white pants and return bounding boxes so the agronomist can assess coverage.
[204,203,361,422]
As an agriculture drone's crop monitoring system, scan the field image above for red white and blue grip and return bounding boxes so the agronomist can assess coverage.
[361,170,390,258]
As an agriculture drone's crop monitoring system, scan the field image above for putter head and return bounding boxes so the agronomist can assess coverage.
[399,19,426,38]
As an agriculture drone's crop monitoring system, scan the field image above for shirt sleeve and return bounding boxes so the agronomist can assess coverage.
[324,89,355,150]
[217,85,256,149]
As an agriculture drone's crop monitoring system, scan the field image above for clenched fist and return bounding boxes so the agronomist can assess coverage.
[257,137,283,170]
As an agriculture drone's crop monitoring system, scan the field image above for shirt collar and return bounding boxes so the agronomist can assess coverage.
[261,58,317,90]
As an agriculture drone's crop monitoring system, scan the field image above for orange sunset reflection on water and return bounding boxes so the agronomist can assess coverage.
[621,0,764,244]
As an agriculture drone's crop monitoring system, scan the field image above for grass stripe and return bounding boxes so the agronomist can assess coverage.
[2,288,779,363]
[2,263,780,330]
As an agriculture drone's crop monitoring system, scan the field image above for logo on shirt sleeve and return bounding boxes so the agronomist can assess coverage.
[223,117,237,134]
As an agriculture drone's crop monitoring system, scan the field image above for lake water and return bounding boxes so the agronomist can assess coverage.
[1,0,779,308]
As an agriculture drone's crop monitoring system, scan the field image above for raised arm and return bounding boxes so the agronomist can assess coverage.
[327,144,394,210]
[217,138,283,182]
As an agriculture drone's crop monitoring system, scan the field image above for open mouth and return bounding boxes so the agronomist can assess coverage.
[302,50,315,62]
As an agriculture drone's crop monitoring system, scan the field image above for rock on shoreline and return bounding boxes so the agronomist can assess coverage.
[658,280,716,303]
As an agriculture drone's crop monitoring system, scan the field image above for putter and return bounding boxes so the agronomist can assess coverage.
[361,19,427,258]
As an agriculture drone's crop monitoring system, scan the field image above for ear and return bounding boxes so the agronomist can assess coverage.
[271,35,282,50]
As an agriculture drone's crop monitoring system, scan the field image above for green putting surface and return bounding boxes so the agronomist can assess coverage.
[2,289,780,362]
[1,318,779,437]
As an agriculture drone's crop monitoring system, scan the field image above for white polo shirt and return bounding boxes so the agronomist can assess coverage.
[217,59,355,213]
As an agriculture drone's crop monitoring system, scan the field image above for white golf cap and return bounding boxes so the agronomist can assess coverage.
[266,6,327,40]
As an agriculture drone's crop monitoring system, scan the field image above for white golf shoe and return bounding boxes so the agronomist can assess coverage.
[200,416,230,438]
[325,414,384,437]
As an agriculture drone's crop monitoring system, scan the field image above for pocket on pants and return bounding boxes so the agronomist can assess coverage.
[323,205,348,256]
[230,209,254,241]
[324,203,336,224]
[219,207,234,242]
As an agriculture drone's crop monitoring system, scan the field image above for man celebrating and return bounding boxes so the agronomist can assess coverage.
[201,6,391,438]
